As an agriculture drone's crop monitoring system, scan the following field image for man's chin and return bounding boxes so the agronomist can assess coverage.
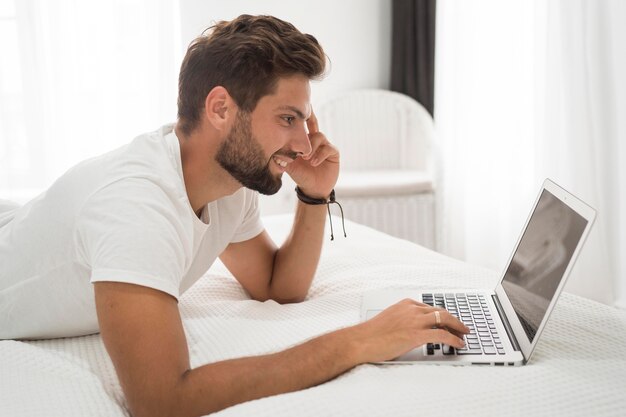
[244,176,282,196]
[255,182,282,196]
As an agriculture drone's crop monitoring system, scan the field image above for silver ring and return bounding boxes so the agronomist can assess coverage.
[434,310,441,326]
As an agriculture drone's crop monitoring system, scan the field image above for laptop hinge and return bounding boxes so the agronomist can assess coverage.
[492,294,522,353]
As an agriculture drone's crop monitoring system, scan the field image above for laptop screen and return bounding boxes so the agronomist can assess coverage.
[501,189,588,342]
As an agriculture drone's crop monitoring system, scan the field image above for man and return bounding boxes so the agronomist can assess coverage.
[0,15,468,417]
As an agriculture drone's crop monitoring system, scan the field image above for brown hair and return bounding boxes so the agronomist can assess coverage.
[177,14,327,135]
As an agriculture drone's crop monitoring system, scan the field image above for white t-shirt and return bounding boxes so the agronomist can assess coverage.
[0,124,264,339]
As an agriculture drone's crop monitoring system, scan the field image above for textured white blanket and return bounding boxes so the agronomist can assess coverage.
[1,215,625,417]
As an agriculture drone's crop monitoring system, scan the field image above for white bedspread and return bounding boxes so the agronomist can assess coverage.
[2,215,625,417]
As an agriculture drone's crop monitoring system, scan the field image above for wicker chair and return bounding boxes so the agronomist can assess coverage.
[316,89,437,249]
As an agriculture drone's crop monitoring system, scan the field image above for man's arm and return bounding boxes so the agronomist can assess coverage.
[95,282,468,417]
[219,199,326,303]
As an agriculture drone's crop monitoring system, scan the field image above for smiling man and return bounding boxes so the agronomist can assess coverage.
[0,15,468,417]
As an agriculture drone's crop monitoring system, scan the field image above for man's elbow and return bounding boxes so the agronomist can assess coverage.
[128,395,180,417]
[253,288,307,304]
[273,294,307,304]
[126,378,190,417]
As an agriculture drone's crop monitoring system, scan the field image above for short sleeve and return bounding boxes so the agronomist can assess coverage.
[75,178,191,299]
[230,189,264,243]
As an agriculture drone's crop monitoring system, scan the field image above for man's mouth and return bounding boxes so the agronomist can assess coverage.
[272,155,290,168]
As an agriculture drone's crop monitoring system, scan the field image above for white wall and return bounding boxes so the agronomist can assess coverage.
[179,0,392,106]
[178,0,392,215]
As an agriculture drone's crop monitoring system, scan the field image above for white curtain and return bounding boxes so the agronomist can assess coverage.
[435,0,626,306]
[0,0,181,201]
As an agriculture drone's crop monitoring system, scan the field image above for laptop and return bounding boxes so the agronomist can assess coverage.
[360,179,596,366]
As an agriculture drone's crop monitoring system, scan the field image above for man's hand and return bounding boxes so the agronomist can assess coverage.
[285,110,339,199]
[350,298,470,363]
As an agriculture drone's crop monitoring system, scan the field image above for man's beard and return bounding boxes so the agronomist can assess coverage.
[215,111,284,195]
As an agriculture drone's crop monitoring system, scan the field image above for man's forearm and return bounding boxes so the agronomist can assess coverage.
[269,200,327,302]
[102,285,468,417]
[177,324,360,417]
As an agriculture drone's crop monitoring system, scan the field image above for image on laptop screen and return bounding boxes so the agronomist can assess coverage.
[501,189,588,342]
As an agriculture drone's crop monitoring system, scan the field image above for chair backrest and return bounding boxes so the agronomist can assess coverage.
[316,89,434,172]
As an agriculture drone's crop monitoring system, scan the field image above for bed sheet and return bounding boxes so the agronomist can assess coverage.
[1,215,625,417]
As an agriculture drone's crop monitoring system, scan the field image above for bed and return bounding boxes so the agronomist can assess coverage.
[2,214,625,416]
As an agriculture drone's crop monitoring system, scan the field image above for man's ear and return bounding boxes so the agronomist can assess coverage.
[204,86,236,131]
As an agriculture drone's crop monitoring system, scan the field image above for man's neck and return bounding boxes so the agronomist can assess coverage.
[174,123,242,213]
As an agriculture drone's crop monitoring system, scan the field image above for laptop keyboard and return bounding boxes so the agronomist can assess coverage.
[422,293,506,355]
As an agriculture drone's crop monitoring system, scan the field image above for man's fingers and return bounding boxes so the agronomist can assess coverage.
[437,310,470,334]
[304,131,340,165]
[307,142,339,166]
[306,109,319,134]
[402,298,430,308]
[303,131,324,160]
[446,327,469,340]
[420,307,469,334]
[428,329,466,349]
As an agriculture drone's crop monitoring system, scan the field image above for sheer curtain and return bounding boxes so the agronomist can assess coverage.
[435,0,626,306]
[0,0,181,202]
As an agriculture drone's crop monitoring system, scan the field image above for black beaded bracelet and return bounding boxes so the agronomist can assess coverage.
[295,186,347,240]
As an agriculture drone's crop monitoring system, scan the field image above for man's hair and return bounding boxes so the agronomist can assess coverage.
[177,14,327,135]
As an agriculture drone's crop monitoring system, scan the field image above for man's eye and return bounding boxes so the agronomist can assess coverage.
[282,116,295,125]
